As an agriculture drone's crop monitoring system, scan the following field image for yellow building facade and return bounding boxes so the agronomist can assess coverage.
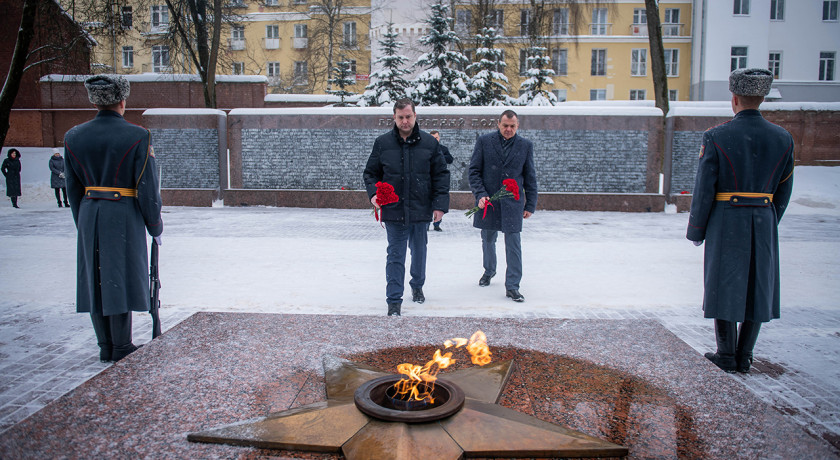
[454,0,693,101]
[69,0,372,94]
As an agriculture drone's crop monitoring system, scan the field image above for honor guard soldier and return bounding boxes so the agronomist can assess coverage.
[64,75,163,362]
[687,68,795,373]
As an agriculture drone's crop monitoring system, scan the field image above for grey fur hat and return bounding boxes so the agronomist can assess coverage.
[729,68,773,97]
[84,74,130,106]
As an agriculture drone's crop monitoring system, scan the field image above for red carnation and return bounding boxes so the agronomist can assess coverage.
[503,178,520,201]
[465,178,521,218]
[375,182,399,206]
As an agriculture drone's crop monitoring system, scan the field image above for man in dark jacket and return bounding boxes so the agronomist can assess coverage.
[469,110,538,302]
[64,75,163,362]
[363,99,450,316]
[687,68,795,374]
[429,130,453,232]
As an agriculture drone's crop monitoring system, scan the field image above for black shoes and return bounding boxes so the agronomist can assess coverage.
[704,352,737,373]
[412,288,425,304]
[506,289,525,302]
[387,304,401,316]
[478,274,493,287]
[736,355,753,373]
[433,226,442,232]
[112,343,139,362]
[64,202,70,207]
[57,202,63,208]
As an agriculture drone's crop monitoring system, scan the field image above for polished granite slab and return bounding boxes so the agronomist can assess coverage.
[0,312,834,459]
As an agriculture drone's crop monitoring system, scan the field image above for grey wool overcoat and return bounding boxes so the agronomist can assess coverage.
[468,131,538,233]
[686,109,795,323]
[64,110,163,316]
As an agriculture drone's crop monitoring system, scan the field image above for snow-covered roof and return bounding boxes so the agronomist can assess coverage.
[143,108,226,116]
[668,101,840,117]
[230,105,664,117]
[40,74,268,83]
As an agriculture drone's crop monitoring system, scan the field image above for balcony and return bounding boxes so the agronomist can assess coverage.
[341,38,358,50]
[264,38,280,49]
[293,37,308,49]
[630,23,647,36]
[662,23,683,36]
[589,23,612,35]
[228,38,246,50]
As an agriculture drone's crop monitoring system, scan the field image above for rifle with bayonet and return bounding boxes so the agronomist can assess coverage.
[150,238,162,338]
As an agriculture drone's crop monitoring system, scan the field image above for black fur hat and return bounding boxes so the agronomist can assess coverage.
[729,68,773,97]
[84,74,130,106]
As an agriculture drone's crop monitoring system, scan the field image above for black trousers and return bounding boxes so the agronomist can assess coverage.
[54,187,68,203]
[89,239,134,359]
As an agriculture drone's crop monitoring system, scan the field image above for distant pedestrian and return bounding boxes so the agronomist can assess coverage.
[1,149,22,208]
[429,130,453,232]
[363,99,450,316]
[64,75,163,362]
[469,110,538,303]
[687,68,795,374]
[49,148,69,208]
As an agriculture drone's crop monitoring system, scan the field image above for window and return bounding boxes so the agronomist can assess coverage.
[343,22,357,47]
[295,24,307,38]
[347,59,357,74]
[629,89,646,100]
[669,89,679,101]
[520,10,530,36]
[665,49,679,76]
[731,46,748,71]
[294,0,306,4]
[591,8,608,35]
[824,1,839,20]
[267,62,280,77]
[230,25,245,50]
[771,0,785,20]
[491,50,505,73]
[633,8,647,25]
[553,8,569,35]
[122,46,133,68]
[266,25,279,39]
[233,62,245,75]
[552,89,567,102]
[264,0,278,5]
[768,52,782,78]
[152,45,169,72]
[590,89,606,101]
[150,5,168,31]
[663,8,680,35]
[121,6,132,28]
[591,49,606,76]
[490,10,504,36]
[819,52,836,80]
[552,48,567,76]
[294,61,308,84]
[519,49,528,75]
[631,49,647,76]
[456,10,471,34]
[734,0,750,15]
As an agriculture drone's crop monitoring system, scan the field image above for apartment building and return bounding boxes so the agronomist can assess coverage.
[691,0,840,101]
[450,0,694,102]
[70,0,372,94]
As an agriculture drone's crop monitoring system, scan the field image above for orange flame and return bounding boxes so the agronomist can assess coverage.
[393,331,491,403]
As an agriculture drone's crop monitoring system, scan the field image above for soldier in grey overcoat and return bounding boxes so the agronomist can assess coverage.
[64,75,163,362]
[469,110,538,302]
[48,149,69,207]
[687,68,795,373]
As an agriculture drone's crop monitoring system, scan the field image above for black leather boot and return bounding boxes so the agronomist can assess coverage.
[736,321,761,373]
[704,319,737,373]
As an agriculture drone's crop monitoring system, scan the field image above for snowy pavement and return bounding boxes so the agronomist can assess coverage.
[0,151,838,453]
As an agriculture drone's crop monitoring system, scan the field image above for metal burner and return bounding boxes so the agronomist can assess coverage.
[354,375,465,422]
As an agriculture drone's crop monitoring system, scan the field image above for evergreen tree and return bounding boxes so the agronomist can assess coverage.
[410,0,470,106]
[517,46,557,106]
[361,23,411,106]
[466,27,511,106]
[327,59,357,106]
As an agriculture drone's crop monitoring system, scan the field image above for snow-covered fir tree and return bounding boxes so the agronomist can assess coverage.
[517,46,557,106]
[409,1,470,106]
[326,59,357,106]
[361,23,411,106]
[466,27,511,106]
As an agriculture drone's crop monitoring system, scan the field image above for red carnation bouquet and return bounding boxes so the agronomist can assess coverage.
[466,179,520,218]
[373,181,399,226]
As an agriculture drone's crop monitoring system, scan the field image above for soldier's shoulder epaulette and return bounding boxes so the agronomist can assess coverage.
[704,118,733,134]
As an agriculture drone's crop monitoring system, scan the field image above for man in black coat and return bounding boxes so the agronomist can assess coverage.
[363,99,450,316]
[429,130,453,232]
[469,110,538,302]
[687,68,795,373]
[64,75,163,362]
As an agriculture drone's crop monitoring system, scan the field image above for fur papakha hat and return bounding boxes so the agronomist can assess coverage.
[84,74,130,106]
[729,68,773,97]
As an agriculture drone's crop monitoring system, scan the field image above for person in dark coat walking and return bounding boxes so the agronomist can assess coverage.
[429,130,453,232]
[49,148,70,207]
[64,75,163,362]
[2,148,22,208]
[469,110,538,302]
[363,99,450,316]
[687,68,795,374]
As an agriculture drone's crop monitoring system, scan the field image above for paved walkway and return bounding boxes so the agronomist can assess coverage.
[1,202,838,456]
